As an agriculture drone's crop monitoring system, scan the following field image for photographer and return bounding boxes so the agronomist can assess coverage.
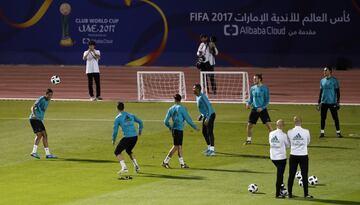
[196,34,216,94]
[208,36,218,94]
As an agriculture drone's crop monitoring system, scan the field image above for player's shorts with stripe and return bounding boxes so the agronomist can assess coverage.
[29,119,46,133]
[172,129,183,145]
[114,136,138,155]
[248,109,271,124]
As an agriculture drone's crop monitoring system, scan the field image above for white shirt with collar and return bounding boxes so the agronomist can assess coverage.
[269,128,289,160]
[197,42,210,63]
[208,42,218,66]
[287,126,310,156]
[83,49,100,74]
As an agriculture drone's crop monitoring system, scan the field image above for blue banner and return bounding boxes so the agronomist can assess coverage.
[0,0,359,67]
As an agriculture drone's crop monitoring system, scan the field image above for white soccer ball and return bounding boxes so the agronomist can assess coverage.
[298,179,303,187]
[248,183,258,193]
[296,171,302,180]
[280,184,288,196]
[51,75,61,85]
[308,176,318,185]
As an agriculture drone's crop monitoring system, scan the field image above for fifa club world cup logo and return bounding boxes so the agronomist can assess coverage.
[59,2,74,47]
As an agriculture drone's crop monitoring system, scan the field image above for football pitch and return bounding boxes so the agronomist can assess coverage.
[0,100,359,205]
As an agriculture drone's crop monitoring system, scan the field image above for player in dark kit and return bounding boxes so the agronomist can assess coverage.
[318,66,343,138]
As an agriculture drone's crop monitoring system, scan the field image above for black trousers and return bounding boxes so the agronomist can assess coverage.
[200,62,217,93]
[320,103,340,131]
[202,113,216,146]
[87,73,101,97]
[288,155,309,197]
[272,159,286,197]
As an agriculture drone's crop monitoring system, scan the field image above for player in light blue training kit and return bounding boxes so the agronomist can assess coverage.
[29,88,57,159]
[318,66,342,138]
[193,84,216,156]
[245,74,273,144]
[162,94,198,169]
[112,102,143,175]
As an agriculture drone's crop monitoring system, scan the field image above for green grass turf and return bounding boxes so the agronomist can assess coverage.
[0,100,359,205]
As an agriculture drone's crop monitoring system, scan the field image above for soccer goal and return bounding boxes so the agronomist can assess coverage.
[200,71,249,102]
[137,71,187,101]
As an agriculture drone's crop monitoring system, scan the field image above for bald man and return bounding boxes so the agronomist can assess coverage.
[287,116,313,198]
[269,119,290,198]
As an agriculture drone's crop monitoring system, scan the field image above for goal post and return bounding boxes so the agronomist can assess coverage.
[200,71,249,102]
[137,71,187,101]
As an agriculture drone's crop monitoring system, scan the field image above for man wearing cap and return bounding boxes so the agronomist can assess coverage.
[318,66,343,138]
[193,83,216,156]
[162,94,199,169]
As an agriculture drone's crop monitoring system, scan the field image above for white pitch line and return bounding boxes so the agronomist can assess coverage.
[1,117,360,125]
[0,98,360,105]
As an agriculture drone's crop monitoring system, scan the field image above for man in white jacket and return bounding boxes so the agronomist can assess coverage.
[287,116,313,198]
[269,119,289,198]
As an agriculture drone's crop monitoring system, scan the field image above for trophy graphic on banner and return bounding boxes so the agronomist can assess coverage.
[59,2,74,47]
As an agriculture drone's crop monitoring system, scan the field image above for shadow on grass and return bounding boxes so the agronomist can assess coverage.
[309,145,352,150]
[293,197,360,205]
[341,136,360,140]
[190,167,271,174]
[138,172,205,180]
[58,158,116,163]
[216,152,269,159]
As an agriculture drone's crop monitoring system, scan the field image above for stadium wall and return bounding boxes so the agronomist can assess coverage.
[0,0,359,67]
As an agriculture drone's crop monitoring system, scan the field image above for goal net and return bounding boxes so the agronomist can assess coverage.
[137,71,187,101]
[200,71,249,102]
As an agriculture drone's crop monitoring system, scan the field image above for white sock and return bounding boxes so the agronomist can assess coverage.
[247,137,252,141]
[164,156,171,163]
[32,145,38,153]
[209,146,215,151]
[132,158,139,167]
[119,160,127,170]
[207,145,211,150]
[179,157,185,165]
[320,130,325,134]
[336,130,341,134]
[44,147,51,155]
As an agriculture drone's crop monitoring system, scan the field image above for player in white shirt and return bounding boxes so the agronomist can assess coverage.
[287,116,313,198]
[269,119,289,198]
[83,40,102,101]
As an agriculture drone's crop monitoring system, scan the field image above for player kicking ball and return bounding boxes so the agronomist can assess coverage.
[29,88,57,159]
[112,102,143,179]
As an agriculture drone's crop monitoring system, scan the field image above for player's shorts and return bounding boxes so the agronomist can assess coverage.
[172,129,183,145]
[248,109,271,124]
[114,136,138,156]
[29,119,46,133]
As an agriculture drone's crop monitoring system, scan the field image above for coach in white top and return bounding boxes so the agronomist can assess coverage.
[287,116,313,199]
[83,40,102,101]
[269,119,289,198]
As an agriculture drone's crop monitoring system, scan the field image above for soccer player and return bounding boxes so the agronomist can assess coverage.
[112,102,143,175]
[287,116,313,199]
[318,66,343,138]
[244,74,273,145]
[29,88,57,159]
[83,40,102,101]
[269,119,289,198]
[193,84,216,156]
[162,94,199,169]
